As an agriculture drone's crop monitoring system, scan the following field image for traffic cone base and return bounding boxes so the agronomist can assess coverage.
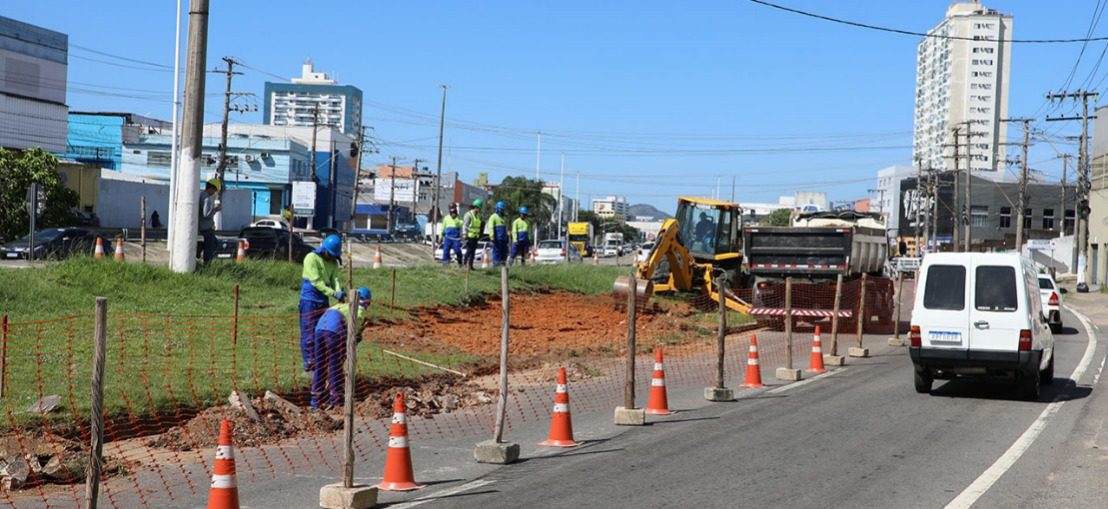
[645,347,672,415]
[540,368,579,447]
[807,325,827,374]
[373,246,383,269]
[377,393,424,491]
[741,335,765,389]
[206,419,240,509]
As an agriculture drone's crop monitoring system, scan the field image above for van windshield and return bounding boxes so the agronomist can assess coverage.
[1037,277,1054,290]
[923,265,965,310]
[975,266,1018,312]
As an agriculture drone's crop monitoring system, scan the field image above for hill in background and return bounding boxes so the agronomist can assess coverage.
[628,203,671,221]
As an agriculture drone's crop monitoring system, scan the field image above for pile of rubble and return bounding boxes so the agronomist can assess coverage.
[0,434,126,491]
[358,378,491,419]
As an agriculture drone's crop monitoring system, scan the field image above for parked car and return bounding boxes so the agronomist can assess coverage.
[1037,273,1064,333]
[533,239,582,264]
[1,228,104,260]
[250,216,291,230]
[434,241,490,262]
[909,252,1054,400]
[636,242,656,264]
[226,227,314,262]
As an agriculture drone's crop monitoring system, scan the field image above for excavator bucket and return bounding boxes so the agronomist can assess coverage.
[612,275,655,311]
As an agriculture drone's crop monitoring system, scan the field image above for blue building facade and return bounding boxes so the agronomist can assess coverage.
[65,112,171,170]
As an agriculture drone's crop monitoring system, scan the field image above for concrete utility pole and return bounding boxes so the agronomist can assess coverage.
[387,157,398,235]
[412,159,424,221]
[535,131,542,180]
[348,126,366,232]
[169,0,209,273]
[1003,118,1034,250]
[432,85,447,248]
[1046,90,1098,286]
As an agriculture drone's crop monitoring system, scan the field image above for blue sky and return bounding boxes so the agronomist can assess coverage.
[6,1,1102,213]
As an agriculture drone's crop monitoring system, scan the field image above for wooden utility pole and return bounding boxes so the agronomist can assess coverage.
[1002,118,1034,250]
[1047,90,1098,287]
[432,85,447,248]
[348,125,366,232]
[1060,153,1070,236]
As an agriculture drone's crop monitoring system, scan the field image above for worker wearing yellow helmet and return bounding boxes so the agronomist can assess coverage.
[199,178,222,264]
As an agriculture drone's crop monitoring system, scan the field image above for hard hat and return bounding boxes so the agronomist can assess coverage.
[519,206,529,215]
[357,287,372,302]
[206,179,222,191]
[472,198,484,208]
[496,201,506,210]
[322,234,342,258]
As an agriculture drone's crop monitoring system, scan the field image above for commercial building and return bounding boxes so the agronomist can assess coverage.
[263,60,362,135]
[592,195,629,221]
[913,2,1012,174]
[1087,105,1108,283]
[874,165,919,237]
[0,15,68,153]
[66,112,171,170]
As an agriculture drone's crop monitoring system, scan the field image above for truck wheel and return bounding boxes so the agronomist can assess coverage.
[914,368,932,394]
[1040,354,1054,386]
[1021,368,1041,401]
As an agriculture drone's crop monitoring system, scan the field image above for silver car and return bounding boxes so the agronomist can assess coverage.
[533,239,582,264]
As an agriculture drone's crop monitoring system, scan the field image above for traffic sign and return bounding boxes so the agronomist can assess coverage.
[25,183,46,219]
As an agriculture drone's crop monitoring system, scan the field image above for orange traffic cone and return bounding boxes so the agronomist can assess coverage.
[807,325,826,374]
[741,335,765,389]
[206,419,240,509]
[481,247,490,269]
[592,253,598,266]
[645,347,672,415]
[530,246,537,264]
[235,240,246,263]
[373,246,383,269]
[540,367,578,447]
[377,392,423,491]
[113,238,125,262]
[93,237,105,259]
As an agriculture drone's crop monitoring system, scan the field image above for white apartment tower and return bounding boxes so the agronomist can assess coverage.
[913,1,1012,175]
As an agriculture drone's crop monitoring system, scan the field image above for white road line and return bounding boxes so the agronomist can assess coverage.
[944,307,1100,509]
[388,479,496,509]
[766,368,847,394]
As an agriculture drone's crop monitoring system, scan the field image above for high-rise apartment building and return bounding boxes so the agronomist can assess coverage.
[913,1,1011,174]
[263,60,363,134]
[592,195,629,221]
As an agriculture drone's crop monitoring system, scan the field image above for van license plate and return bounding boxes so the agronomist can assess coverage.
[928,330,962,345]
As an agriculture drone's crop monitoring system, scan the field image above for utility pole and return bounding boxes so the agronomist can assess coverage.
[309,102,320,182]
[535,131,542,180]
[412,159,424,223]
[167,0,184,256]
[1002,118,1034,250]
[558,153,565,237]
[214,56,245,230]
[432,85,447,249]
[387,157,398,236]
[1060,153,1070,238]
[328,140,337,229]
[574,171,580,222]
[169,0,209,273]
[914,161,923,254]
[348,125,366,233]
[1046,90,1098,287]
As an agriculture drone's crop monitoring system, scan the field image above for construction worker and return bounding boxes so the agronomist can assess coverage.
[485,201,509,266]
[299,234,344,372]
[198,179,222,264]
[462,198,484,270]
[311,287,372,409]
[441,203,464,265]
[510,206,531,266]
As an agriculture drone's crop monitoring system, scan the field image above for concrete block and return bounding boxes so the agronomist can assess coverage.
[704,387,735,402]
[319,483,378,509]
[775,367,802,381]
[473,439,520,464]
[848,347,870,358]
[823,354,846,366]
[614,406,646,426]
[887,337,904,347]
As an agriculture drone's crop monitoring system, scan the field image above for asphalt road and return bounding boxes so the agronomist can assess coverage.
[395,307,1106,509]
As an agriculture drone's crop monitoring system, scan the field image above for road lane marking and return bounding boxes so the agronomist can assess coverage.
[767,368,847,394]
[944,307,1100,509]
[389,479,495,509]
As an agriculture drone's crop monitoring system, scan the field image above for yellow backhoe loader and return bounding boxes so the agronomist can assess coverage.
[613,196,751,313]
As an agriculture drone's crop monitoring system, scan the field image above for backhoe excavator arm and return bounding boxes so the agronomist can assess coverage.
[637,218,693,292]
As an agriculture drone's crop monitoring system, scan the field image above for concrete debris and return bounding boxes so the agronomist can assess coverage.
[264,390,303,418]
[229,390,261,422]
[27,395,61,415]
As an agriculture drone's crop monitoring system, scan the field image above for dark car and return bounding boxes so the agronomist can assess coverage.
[233,226,314,262]
[1,228,105,260]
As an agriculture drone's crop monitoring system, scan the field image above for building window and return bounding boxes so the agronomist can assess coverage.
[147,151,172,167]
[999,207,1011,228]
[1043,208,1055,230]
[971,205,988,227]
[1065,209,1076,232]
[1024,209,1032,230]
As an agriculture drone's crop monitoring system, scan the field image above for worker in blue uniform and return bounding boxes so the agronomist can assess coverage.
[441,203,464,265]
[311,287,372,409]
[299,234,344,372]
[485,201,509,266]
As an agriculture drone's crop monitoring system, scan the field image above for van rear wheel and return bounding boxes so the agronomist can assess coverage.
[914,368,932,394]
[1021,368,1041,401]
[1040,354,1055,386]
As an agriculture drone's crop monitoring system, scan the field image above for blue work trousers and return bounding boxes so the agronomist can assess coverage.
[442,237,463,265]
[298,300,327,370]
[510,239,530,265]
[201,228,217,264]
[311,327,346,408]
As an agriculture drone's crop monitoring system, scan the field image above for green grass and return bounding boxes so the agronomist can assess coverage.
[0,258,627,427]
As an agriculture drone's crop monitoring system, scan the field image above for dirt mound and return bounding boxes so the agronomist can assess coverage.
[0,433,130,490]
[147,395,341,452]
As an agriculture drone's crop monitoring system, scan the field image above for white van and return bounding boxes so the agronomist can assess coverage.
[909,252,1054,400]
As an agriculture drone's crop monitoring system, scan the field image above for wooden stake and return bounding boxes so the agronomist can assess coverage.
[785,277,793,369]
[492,265,510,442]
[624,275,637,409]
[85,297,108,507]
[716,278,727,389]
[856,273,868,348]
[830,274,843,356]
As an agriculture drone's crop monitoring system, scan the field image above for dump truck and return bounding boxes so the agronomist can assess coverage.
[567,222,594,257]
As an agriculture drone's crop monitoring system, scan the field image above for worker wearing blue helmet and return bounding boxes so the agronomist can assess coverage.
[510,206,531,266]
[299,234,344,372]
[485,201,509,266]
[312,287,371,408]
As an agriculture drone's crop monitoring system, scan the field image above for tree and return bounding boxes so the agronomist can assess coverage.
[761,208,793,227]
[489,176,557,236]
[0,148,78,242]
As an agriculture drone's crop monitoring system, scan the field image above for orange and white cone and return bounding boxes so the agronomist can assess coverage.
[93,237,105,259]
[540,367,578,447]
[645,347,672,415]
[206,419,239,509]
[592,253,598,266]
[235,240,246,263]
[377,392,423,491]
[530,247,537,264]
[741,335,765,389]
[481,247,490,269]
[113,238,125,262]
[807,325,827,374]
[373,246,383,269]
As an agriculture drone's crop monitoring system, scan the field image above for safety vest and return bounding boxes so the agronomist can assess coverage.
[443,215,463,239]
[300,249,342,304]
[464,210,482,239]
[511,218,530,243]
[486,213,507,242]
